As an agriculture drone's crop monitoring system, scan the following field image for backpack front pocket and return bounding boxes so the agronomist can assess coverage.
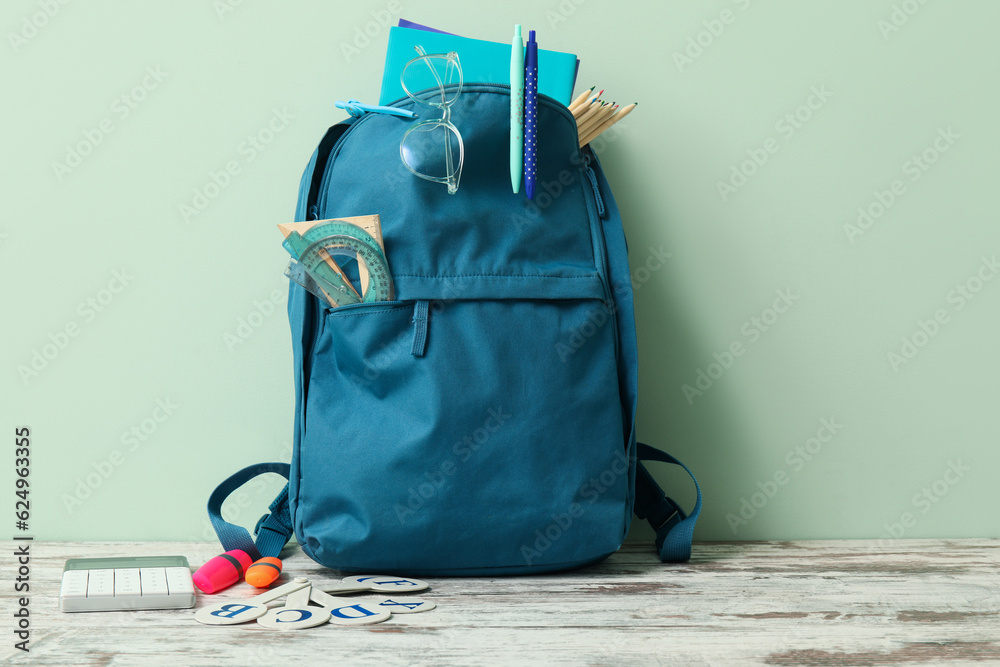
[293,295,629,575]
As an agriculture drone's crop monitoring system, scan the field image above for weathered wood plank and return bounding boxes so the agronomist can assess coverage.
[1,540,998,666]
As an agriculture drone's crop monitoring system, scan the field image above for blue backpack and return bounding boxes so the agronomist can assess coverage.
[207,84,701,575]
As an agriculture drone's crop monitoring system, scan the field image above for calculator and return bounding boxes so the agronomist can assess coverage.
[60,556,196,612]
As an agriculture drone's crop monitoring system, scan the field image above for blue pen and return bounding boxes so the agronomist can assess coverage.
[523,30,538,200]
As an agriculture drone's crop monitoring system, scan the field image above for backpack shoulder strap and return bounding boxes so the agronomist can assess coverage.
[633,443,702,562]
[207,463,292,561]
[210,123,356,560]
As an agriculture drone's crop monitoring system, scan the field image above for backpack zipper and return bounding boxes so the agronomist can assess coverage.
[582,151,607,220]
[314,113,378,219]
[580,147,621,383]
[580,148,613,303]
[314,84,579,219]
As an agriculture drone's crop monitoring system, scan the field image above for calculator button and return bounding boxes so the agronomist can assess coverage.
[114,568,142,598]
[60,571,88,599]
[165,567,194,595]
[139,567,169,596]
[87,569,115,597]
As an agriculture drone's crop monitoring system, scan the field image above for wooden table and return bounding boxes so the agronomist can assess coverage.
[4,540,998,665]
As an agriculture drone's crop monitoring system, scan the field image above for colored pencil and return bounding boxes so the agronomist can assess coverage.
[568,86,595,112]
[580,102,637,147]
[577,102,617,139]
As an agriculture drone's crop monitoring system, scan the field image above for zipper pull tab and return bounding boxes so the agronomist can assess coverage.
[584,164,607,220]
[335,99,417,119]
[307,204,319,221]
[411,301,430,357]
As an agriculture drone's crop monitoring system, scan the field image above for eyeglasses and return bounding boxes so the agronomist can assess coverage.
[399,46,464,195]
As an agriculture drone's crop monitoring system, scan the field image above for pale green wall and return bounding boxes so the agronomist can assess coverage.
[3,1,996,543]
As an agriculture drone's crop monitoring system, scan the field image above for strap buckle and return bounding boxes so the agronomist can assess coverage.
[254,511,292,541]
[650,505,681,534]
[634,443,702,563]
[647,497,685,537]
[254,484,292,542]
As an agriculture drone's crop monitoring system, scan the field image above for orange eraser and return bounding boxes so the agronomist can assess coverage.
[245,557,283,588]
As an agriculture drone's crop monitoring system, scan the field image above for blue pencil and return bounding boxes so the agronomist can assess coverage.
[523,30,538,199]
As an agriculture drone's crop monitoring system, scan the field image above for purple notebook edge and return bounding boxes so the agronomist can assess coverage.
[397,19,456,35]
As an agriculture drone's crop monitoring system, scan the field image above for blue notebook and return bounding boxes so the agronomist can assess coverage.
[379,26,577,106]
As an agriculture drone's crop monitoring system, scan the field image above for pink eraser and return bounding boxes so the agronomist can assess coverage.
[192,549,253,594]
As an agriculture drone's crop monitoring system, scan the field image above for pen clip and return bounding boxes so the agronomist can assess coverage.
[335,99,417,119]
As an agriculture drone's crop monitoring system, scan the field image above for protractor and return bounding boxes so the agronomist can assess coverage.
[298,235,392,304]
[298,221,385,257]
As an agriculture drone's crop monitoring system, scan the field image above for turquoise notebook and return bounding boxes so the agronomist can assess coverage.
[379,26,577,106]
